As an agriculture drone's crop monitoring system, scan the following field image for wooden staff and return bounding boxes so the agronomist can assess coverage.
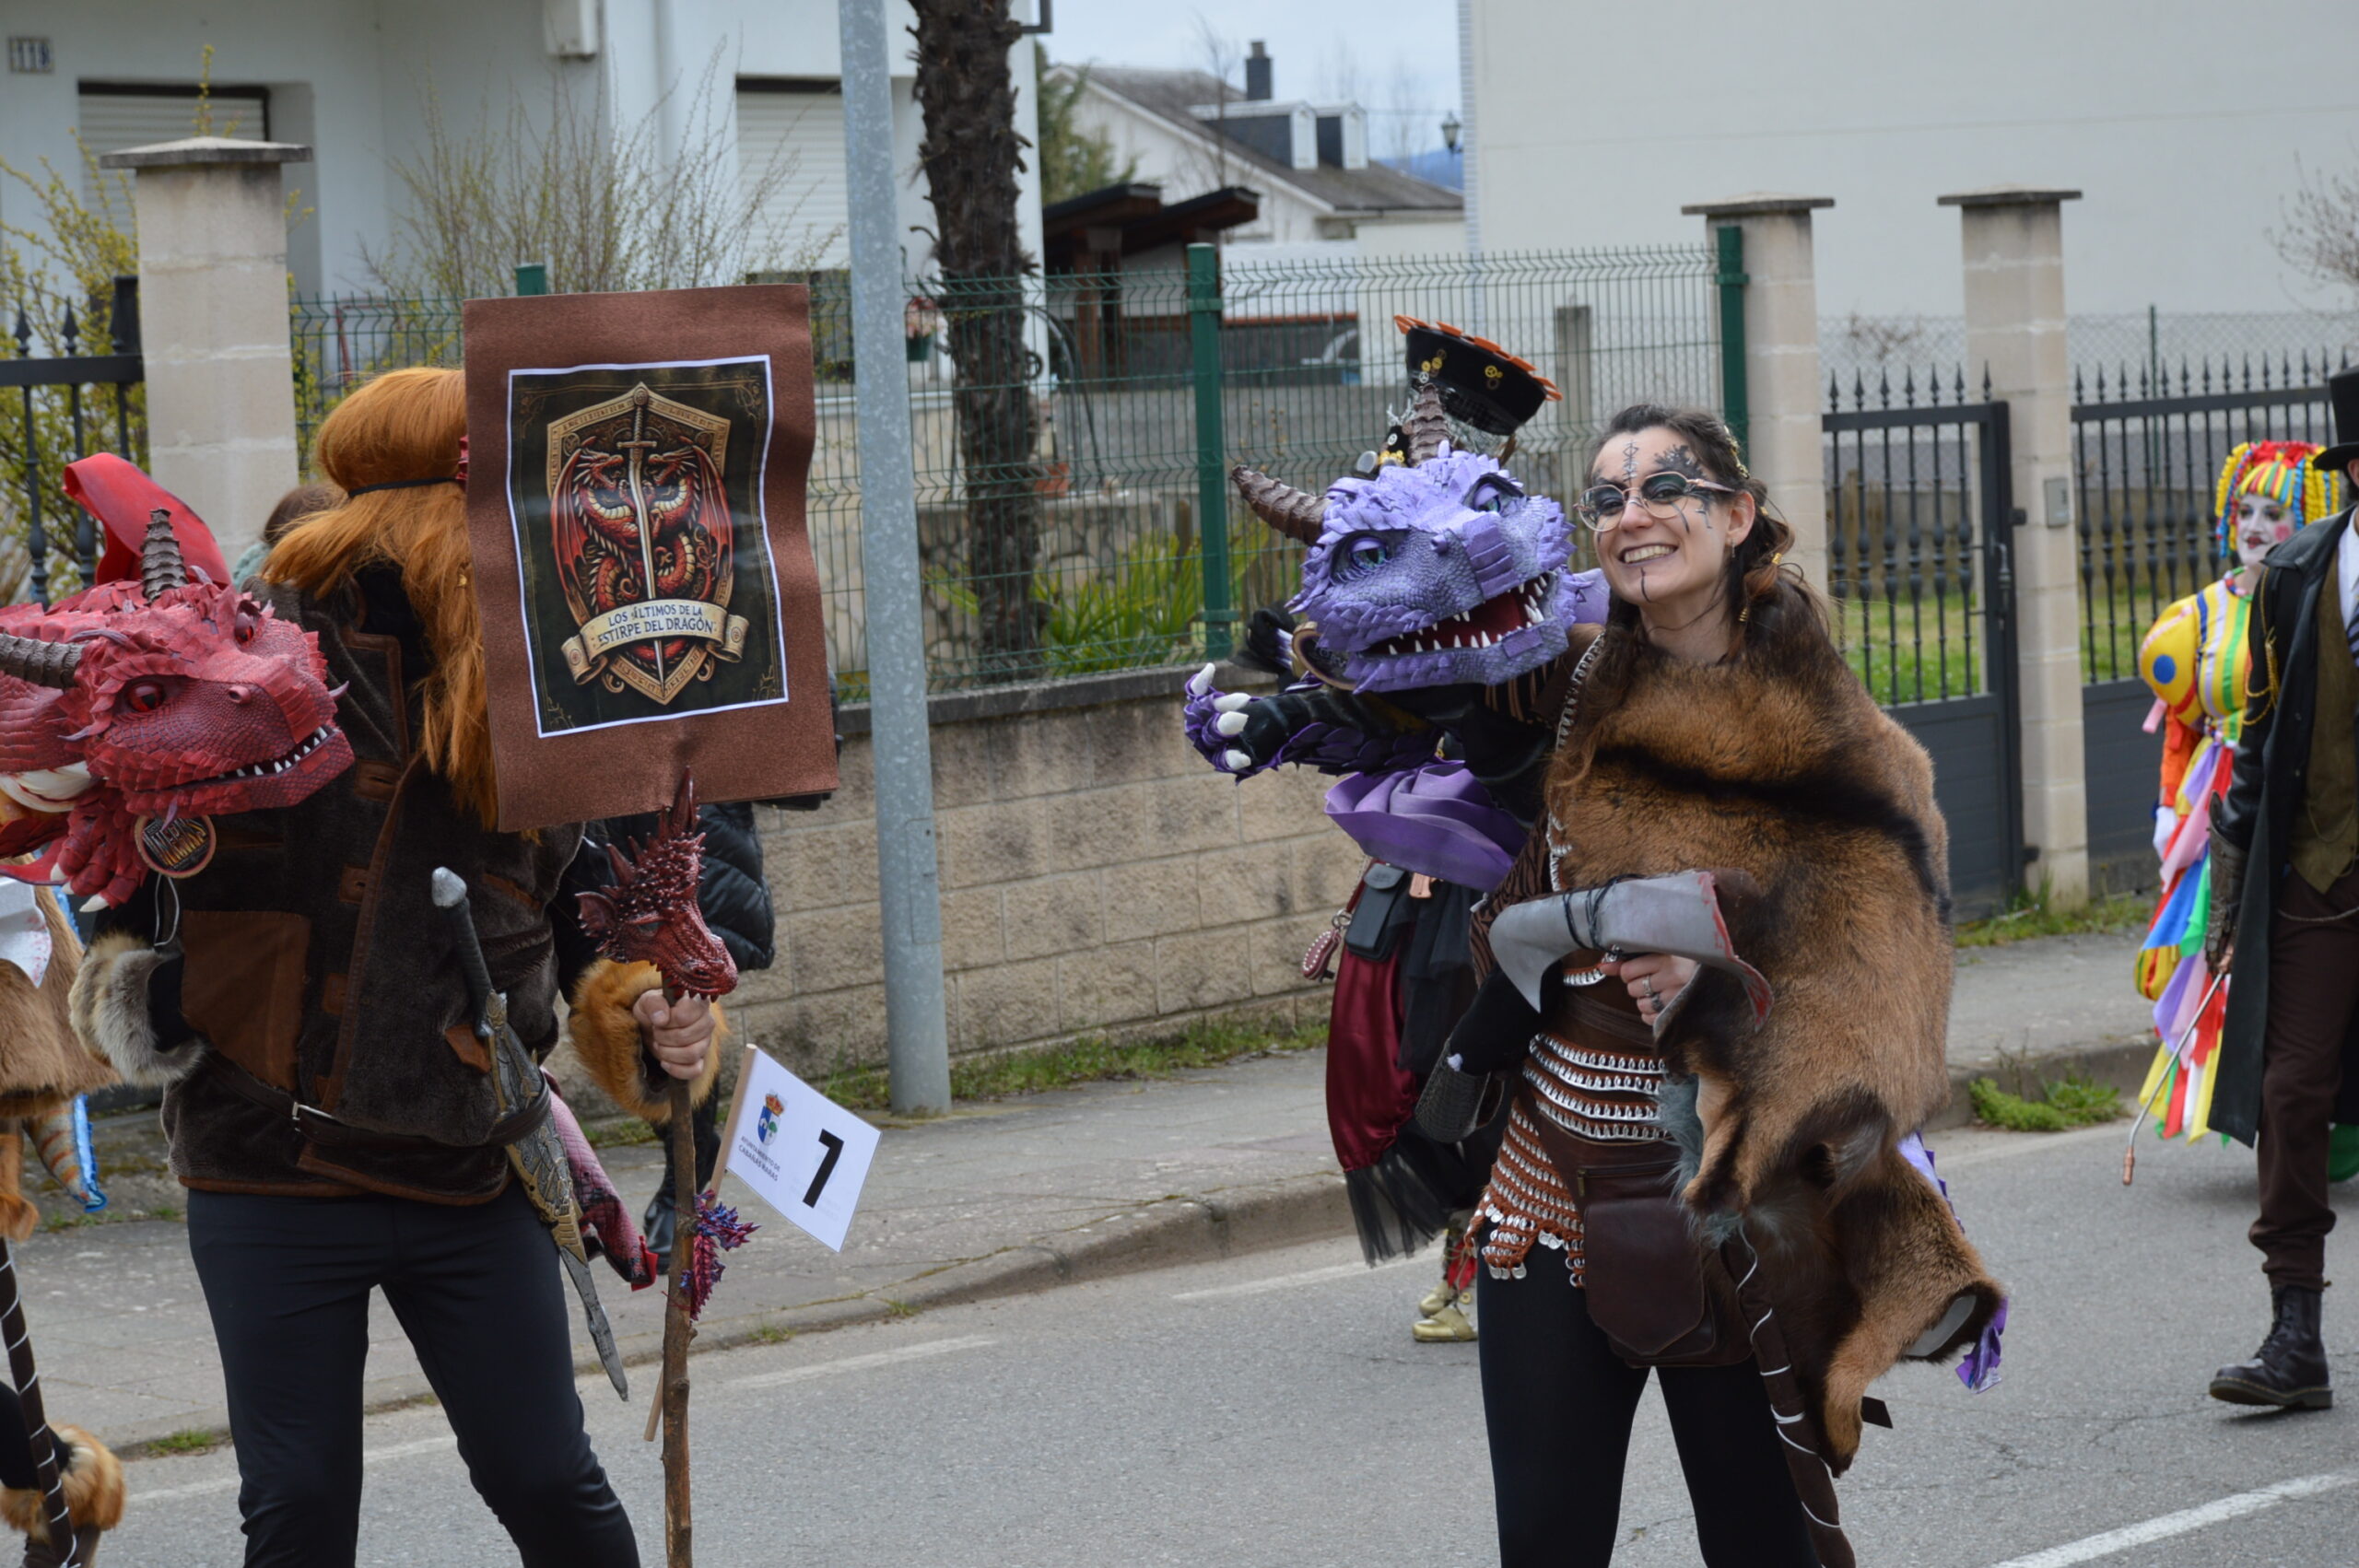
[0,1239,76,1564]
[657,1031,697,1566]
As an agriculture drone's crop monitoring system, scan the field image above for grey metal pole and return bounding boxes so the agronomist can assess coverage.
[839,0,951,1115]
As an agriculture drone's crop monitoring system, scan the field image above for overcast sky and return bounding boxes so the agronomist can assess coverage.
[1041,0,1463,161]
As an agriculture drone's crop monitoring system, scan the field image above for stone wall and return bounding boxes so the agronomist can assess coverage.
[727,665,1359,1078]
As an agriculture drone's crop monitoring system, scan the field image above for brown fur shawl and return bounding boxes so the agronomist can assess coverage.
[1544,598,2001,1472]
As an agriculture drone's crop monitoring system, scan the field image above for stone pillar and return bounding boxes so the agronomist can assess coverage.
[1941,185,2087,907]
[1679,195,1835,595]
[97,137,312,566]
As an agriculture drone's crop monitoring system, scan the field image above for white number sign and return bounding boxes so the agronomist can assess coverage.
[716,1045,879,1252]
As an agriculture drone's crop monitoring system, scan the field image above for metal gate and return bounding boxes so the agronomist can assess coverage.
[1825,369,2022,917]
[2073,353,2353,894]
[5,276,145,605]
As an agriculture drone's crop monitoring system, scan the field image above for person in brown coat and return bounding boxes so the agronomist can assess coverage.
[68,369,719,1566]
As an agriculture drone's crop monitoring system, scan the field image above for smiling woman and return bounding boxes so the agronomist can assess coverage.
[1435,403,2003,1568]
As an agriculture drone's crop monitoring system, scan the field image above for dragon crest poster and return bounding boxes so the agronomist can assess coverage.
[463,286,835,831]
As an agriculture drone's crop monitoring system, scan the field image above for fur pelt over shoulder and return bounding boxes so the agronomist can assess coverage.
[0,892,116,1116]
[568,959,724,1122]
[1546,597,2002,1473]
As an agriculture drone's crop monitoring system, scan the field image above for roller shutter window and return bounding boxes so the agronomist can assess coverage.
[734,82,849,272]
[77,85,270,208]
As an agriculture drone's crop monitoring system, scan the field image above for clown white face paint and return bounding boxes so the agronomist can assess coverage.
[1590,427,1755,640]
[2232,490,2294,569]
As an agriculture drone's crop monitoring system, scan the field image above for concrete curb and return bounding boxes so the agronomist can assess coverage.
[1932,1035,2158,1131]
[116,1037,2158,1458]
[116,1172,1356,1458]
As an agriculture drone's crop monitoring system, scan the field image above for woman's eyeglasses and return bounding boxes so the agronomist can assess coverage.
[1573,472,1736,531]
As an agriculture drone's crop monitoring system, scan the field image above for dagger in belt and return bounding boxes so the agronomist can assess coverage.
[430,866,630,1399]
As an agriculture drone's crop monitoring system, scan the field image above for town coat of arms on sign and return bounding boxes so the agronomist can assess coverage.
[506,358,786,735]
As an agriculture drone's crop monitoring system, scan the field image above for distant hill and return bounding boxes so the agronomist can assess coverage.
[1377,148,1462,193]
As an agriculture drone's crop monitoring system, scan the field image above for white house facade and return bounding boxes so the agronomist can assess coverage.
[1467,0,2359,319]
[0,0,1047,299]
[1054,45,1462,256]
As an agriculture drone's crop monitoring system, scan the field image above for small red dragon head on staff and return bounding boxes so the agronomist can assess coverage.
[575,775,739,1000]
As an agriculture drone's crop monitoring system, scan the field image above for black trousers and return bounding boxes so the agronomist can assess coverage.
[186,1186,638,1567]
[1476,1265,1818,1568]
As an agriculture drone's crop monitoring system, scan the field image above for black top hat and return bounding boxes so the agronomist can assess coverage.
[2318,365,2359,474]
[1395,315,1561,437]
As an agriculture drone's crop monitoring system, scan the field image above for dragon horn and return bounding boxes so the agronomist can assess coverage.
[0,633,83,690]
[1402,381,1449,465]
[1229,465,1324,544]
[141,507,187,598]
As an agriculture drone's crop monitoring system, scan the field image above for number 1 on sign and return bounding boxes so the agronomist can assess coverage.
[717,1045,882,1252]
[804,1129,846,1207]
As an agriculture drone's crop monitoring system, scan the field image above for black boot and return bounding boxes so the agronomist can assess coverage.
[642,1184,677,1276]
[2210,1286,2331,1410]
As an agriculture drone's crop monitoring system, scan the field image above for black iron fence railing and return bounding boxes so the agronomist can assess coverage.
[2,276,145,604]
[1823,366,2006,706]
[2073,351,2353,684]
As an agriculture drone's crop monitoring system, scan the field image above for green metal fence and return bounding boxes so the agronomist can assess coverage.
[288,241,1727,696]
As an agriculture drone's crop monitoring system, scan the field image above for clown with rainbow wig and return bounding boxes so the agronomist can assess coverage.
[2134,440,2343,1149]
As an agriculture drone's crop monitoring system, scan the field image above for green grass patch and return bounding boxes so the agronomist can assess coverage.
[585,1119,659,1149]
[1969,1071,2126,1131]
[748,1322,794,1346]
[816,1016,1328,1113]
[147,1429,217,1457]
[1955,887,2148,949]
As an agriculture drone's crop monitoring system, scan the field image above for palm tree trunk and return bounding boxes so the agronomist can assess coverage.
[910,0,1044,678]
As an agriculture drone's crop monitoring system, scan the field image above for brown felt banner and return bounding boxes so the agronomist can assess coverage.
[462,286,836,831]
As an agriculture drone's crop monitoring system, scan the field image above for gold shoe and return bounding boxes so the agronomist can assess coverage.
[1417,1279,1455,1319]
[1412,1297,1476,1343]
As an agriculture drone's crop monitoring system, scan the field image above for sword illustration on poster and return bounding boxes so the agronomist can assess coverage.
[502,357,790,737]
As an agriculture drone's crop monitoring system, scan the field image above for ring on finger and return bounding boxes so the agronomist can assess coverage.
[1641,977,1657,1000]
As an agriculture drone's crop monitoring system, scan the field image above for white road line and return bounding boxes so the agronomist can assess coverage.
[1985,1471,2354,1568]
[129,1435,455,1507]
[1172,1257,1409,1303]
[725,1333,997,1392]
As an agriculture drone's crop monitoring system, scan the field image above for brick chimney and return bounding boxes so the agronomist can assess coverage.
[1244,40,1272,101]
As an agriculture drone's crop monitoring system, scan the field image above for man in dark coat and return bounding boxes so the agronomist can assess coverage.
[2207,366,2359,1409]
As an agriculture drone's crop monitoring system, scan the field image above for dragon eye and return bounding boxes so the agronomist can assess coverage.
[1466,476,1524,515]
[233,608,259,644]
[123,681,168,714]
[1336,535,1391,579]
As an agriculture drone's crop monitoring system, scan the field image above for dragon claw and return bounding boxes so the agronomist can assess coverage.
[1213,693,1251,712]
[1223,749,1252,771]
[1186,663,1215,697]
[1213,710,1249,737]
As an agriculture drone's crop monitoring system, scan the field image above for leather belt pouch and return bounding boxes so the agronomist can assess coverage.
[1344,863,1414,960]
[1523,1092,1748,1369]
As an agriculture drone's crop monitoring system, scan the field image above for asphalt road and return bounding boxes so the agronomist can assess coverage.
[103,1122,2355,1566]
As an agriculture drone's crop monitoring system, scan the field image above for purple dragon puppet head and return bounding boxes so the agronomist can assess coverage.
[1230,383,1592,694]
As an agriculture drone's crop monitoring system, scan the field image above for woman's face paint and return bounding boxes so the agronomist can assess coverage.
[2233,490,2294,568]
[1591,426,1753,616]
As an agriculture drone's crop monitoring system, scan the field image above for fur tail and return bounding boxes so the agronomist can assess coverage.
[0,1425,123,1535]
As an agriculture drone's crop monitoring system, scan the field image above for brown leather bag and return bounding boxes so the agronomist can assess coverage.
[1522,1093,1750,1369]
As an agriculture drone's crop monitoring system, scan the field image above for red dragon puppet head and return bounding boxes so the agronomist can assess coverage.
[0,509,354,904]
[575,776,739,1000]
